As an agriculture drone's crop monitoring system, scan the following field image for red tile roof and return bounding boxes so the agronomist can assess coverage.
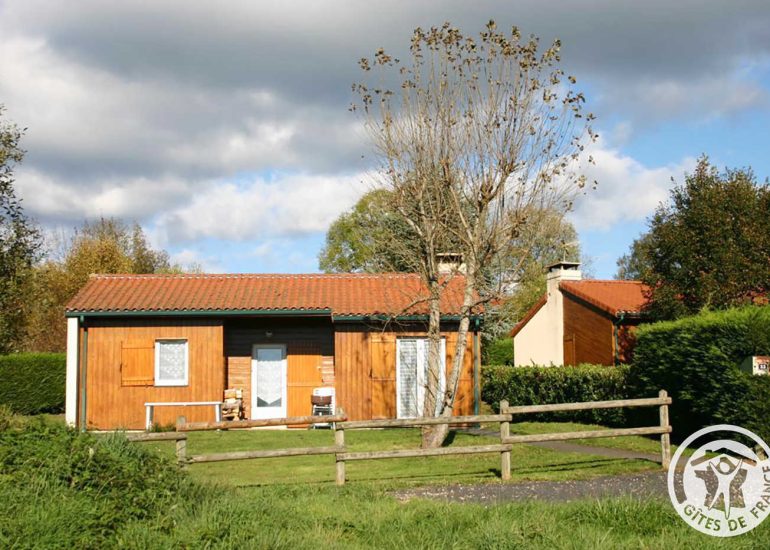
[559,280,649,316]
[509,293,546,337]
[65,273,469,317]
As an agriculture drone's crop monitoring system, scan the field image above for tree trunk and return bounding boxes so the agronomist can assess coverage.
[421,271,476,448]
[443,271,475,417]
[421,278,444,448]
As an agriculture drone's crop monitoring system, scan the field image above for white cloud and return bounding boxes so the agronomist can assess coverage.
[15,167,198,223]
[170,248,225,273]
[569,143,697,231]
[155,171,370,244]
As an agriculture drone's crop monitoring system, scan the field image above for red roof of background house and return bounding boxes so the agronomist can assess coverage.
[559,280,649,317]
[65,273,469,317]
[510,280,649,337]
[509,294,547,338]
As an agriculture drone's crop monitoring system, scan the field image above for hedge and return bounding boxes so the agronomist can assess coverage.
[0,353,66,414]
[628,306,770,442]
[481,364,631,426]
[481,337,513,366]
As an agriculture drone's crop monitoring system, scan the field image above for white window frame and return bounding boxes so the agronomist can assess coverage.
[396,337,446,419]
[154,339,189,387]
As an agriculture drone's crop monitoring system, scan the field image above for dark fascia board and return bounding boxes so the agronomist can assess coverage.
[332,314,483,323]
[65,309,483,323]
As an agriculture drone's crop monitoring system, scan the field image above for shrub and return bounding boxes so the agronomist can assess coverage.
[628,306,770,442]
[0,353,66,414]
[482,364,631,426]
[481,337,513,365]
[0,412,207,548]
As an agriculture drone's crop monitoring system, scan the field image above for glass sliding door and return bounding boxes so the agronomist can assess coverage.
[396,338,446,418]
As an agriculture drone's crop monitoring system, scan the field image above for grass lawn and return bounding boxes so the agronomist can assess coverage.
[117,425,768,548]
[138,423,662,487]
[510,421,672,455]
[5,414,768,548]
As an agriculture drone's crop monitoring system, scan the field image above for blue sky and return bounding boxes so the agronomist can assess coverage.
[1,1,768,278]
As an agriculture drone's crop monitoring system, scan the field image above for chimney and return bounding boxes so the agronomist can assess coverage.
[437,253,466,275]
[546,261,582,294]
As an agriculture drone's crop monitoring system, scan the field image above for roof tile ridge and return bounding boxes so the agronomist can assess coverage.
[563,279,644,284]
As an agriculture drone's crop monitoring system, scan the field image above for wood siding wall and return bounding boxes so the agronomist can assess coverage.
[562,295,615,366]
[83,315,476,429]
[223,318,334,419]
[334,324,476,421]
[84,318,224,430]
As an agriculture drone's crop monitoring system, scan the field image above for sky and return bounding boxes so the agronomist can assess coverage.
[1,1,769,278]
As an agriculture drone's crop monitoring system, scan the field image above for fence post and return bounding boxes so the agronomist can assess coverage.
[658,390,671,470]
[499,400,511,481]
[334,408,346,486]
[176,416,187,467]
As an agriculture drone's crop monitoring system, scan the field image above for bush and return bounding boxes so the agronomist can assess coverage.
[629,306,770,442]
[482,364,631,426]
[481,337,513,365]
[0,411,207,548]
[0,353,66,414]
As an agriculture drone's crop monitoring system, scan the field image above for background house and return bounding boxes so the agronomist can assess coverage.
[64,273,480,430]
[511,262,648,366]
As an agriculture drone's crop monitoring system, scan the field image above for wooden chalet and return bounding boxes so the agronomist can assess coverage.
[511,262,649,366]
[64,273,481,430]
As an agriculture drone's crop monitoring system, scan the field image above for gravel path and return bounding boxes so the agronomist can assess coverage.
[393,471,673,504]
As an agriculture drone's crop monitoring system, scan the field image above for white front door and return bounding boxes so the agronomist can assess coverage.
[396,338,446,418]
[251,345,287,419]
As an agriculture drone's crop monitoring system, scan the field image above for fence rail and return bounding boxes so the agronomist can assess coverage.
[135,390,672,486]
[125,431,188,465]
[178,414,347,432]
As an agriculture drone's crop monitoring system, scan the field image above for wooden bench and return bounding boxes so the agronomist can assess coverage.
[144,401,222,430]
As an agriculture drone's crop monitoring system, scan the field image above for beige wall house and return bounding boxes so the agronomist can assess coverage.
[511,262,648,366]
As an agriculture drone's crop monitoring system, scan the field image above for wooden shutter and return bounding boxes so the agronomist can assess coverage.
[287,342,323,417]
[121,340,154,386]
[563,334,576,366]
[370,335,396,419]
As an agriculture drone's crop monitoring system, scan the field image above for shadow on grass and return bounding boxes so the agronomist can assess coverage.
[215,456,641,490]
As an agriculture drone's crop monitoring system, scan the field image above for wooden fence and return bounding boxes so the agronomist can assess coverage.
[126,431,188,465]
[154,391,672,486]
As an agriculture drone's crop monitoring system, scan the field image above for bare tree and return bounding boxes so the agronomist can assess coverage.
[354,21,597,447]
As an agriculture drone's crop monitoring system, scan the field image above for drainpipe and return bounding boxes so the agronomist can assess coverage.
[613,312,626,366]
[79,316,89,431]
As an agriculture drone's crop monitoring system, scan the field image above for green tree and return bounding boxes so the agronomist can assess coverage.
[0,106,42,353]
[615,232,653,281]
[620,157,770,319]
[319,190,416,272]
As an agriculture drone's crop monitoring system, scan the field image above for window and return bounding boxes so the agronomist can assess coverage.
[154,339,188,386]
[396,338,446,418]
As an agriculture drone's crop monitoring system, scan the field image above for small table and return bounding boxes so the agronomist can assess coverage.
[144,401,222,430]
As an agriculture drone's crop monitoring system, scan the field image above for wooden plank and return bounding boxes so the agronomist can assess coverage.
[659,389,672,470]
[502,397,671,415]
[178,414,348,431]
[339,444,513,461]
[339,414,510,429]
[86,318,224,429]
[499,400,511,481]
[335,414,346,486]
[502,425,671,444]
[188,445,339,463]
[126,432,188,442]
